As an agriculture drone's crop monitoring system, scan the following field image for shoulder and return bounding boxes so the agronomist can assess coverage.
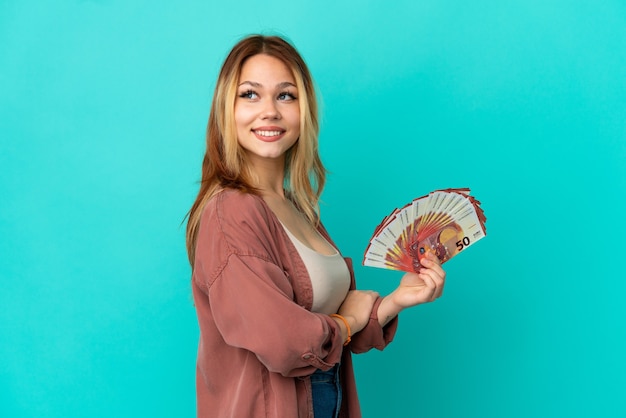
[205,188,273,227]
[194,189,286,286]
[212,188,267,212]
[199,188,281,253]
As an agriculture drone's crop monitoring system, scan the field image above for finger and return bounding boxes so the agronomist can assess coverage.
[421,267,445,295]
[433,276,445,299]
[421,269,445,300]
[420,256,445,278]
[418,272,437,302]
[424,251,442,265]
[420,268,443,298]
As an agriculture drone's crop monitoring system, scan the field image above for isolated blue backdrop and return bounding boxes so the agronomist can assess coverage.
[1,1,625,417]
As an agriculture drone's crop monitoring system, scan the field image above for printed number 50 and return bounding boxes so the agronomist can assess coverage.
[456,236,470,251]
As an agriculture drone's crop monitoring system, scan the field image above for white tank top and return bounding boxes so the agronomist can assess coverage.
[281,225,351,314]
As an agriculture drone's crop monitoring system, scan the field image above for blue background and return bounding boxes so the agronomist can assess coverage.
[1,1,625,417]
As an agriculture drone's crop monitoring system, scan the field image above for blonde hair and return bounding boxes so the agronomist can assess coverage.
[185,35,326,265]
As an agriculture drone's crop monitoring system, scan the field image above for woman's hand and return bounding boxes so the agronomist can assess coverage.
[395,252,446,307]
[377,252,447,326]
[335,289,379,335]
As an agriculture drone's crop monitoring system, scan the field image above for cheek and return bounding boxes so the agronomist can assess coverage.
[234,105,254,129]
[286,108,301,131]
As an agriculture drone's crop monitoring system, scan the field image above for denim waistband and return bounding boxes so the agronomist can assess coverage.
[310,364,340,384]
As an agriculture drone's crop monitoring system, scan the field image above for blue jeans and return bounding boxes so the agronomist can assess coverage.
[311,364,342,418]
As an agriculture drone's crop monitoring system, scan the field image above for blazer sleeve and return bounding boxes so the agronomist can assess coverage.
[342,257,399,354]
[206,253,345,377]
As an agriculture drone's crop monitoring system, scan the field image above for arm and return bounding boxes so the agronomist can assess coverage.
[208,253,345,377]
[339,258,398,353]
[331,289,380,345]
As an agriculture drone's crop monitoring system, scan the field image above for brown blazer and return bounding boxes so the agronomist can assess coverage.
[193,189,398,417]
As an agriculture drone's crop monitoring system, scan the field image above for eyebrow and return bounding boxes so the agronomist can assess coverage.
[238,81,297,89]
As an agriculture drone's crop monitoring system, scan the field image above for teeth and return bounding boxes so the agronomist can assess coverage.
[255,130,282,137]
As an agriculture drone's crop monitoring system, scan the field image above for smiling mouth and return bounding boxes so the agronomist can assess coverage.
[253,130,284,137]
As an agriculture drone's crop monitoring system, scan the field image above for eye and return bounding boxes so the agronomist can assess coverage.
[239,90,258,100]
[277,91,297,101]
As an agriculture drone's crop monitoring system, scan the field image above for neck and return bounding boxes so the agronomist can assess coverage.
[247,154,286,197]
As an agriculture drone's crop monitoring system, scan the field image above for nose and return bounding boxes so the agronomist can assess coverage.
[261,99,281,120]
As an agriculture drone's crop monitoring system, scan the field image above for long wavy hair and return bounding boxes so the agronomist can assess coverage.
[185,35,326,266]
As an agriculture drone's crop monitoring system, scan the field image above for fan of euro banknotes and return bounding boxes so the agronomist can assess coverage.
[362,188,487,273]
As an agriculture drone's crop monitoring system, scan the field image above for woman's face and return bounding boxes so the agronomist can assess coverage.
[234,54,300,164]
